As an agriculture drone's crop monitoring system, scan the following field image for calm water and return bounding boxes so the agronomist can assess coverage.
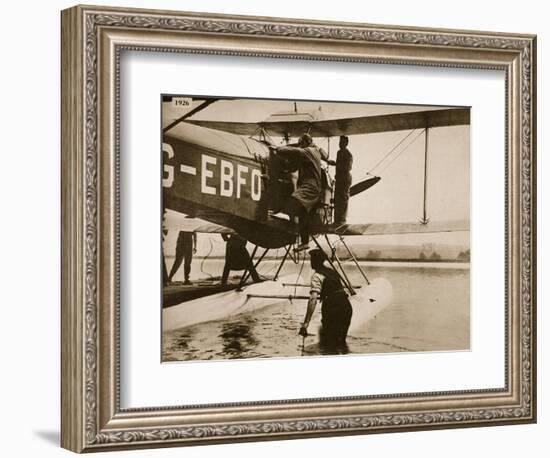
[162,259,470,361]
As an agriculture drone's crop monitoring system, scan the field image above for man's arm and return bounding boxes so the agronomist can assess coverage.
[319,147,336,165]
[273,145,306,157]
[193,232,197,253]
[299,291,318,336]
[299,271,323,336]
[275,144,335,165]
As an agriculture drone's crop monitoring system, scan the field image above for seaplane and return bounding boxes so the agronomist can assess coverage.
[161,96,470,337]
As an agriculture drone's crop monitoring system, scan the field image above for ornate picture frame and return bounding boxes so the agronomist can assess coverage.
[61,4,536,453]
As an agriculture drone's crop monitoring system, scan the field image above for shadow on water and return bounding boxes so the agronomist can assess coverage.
[219,318,259,358]
[319,340,350,356]
[302,332,351,356]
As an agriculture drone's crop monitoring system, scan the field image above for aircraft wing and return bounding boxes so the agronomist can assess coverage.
[182,120,262,136]
[333,219,469,236]
[184,119,314,137]
[163,215,234,234]
[309,107,470,137]
[186,107,469,138]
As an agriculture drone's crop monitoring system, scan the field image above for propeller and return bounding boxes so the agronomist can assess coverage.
[350,176,381,197]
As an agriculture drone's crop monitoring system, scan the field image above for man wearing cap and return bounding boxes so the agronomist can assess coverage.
[270,133,323,251]
[299,249,353,351]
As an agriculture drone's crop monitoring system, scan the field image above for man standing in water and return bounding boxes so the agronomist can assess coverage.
[167,230,197,285]
[271,133,323,251]
[299,249,353,352]
[333,135,353,226]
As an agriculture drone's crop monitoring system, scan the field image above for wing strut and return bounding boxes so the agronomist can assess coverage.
[273,245,293,281]
[237,246,270,289]
[420,128,430,225]
[338,235,370,285]
[325,234,356,295]
[163,99,218,133]
[311,235,356,296]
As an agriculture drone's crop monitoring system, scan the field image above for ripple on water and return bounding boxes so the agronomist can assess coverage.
[162,264,469,361]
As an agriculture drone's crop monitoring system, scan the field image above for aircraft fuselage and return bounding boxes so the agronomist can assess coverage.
[163,123,296,248]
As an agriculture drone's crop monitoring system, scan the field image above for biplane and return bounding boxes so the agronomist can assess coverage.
[161,96,470,335]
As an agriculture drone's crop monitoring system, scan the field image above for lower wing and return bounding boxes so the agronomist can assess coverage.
[333,219,469,236]
[163,213,234,234]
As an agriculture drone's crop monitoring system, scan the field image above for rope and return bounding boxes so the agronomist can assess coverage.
[200,236,282,281]
[258,249,280,276]
[199,235,215,280]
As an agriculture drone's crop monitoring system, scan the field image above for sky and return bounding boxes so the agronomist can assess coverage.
[162,97,470,255]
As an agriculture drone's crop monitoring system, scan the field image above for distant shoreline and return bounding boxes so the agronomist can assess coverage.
[168,255,470,264]
[354,258,469,263]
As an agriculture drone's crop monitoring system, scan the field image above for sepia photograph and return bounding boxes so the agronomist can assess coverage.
[58,3,537,452]
[161,95,470,362]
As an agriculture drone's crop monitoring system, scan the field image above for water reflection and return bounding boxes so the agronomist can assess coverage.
[318,336,350,356]
[219,318,258,358]
[163,262,470,362]
[173,331,192,351]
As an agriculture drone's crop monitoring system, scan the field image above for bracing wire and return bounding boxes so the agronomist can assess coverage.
[376,128,426,175]
[368,129,417,175]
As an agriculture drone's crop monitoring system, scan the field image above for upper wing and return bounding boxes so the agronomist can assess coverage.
[186,107,470,138]
[309,107,470,137]
[333,219,469,236]
[179,120,262,136]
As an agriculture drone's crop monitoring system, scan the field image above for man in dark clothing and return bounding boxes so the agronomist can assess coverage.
[162,229,169,286]
[167,231,197,285]
[299,249,353,353]
[220,234,261,285]
[333,136,353,226]
[271,133,323,250]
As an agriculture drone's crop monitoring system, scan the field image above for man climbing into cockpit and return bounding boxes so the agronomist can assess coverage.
[270,133,323,251]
